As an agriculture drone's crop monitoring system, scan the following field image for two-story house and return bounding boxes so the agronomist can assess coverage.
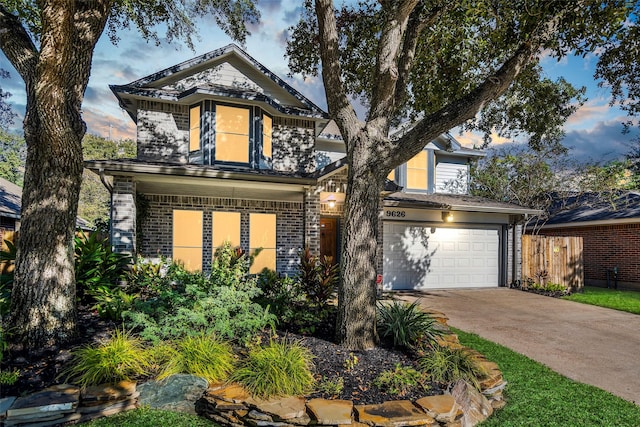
[87,44,536,290]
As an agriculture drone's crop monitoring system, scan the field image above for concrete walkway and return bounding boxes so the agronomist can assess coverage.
[400,288,640,404]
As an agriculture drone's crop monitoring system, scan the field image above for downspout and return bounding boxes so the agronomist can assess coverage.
[98,168,113,194]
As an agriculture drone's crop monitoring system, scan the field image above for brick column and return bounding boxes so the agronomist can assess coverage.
[304,186,320,256]
[111,177,136,255]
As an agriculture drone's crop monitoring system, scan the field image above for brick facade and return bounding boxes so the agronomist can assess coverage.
[273,118,316,174]
[538,223,640,288]
[136,100,189,163]
[139,194,305,276]
[111,178,137,254]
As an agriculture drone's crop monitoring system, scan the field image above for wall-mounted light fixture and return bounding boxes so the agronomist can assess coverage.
[442,211,454,222]
[327,194,336,209]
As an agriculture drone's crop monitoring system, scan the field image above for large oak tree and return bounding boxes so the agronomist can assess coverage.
[0,0,259,350]
[287,0,639,349]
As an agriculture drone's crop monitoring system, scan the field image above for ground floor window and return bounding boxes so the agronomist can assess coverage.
[212,211,241,251]
[249,213,276,274]
[172,210,203,271]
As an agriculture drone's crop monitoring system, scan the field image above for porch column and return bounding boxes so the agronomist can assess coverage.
[304,186,320,256]
[111,177,137,255]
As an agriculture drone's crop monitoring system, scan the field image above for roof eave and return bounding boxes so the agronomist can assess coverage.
[85,160,318,186]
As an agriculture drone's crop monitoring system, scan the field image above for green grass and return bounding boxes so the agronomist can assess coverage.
[81,408,216,426]
[562,286,640,314]
[454,328,640,426]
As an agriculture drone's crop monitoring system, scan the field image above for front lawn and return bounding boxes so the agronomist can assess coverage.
[455,328,640,426]
[82,408,216,426]
[562,286,640,315]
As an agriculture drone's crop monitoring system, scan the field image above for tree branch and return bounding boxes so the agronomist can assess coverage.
[314,0,359,146]
[394,4,445,109]
[0,5,38,90]
[386,41,536,170]
[367,0,419,128]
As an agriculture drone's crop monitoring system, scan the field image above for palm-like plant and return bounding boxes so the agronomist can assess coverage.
[377,300,442,348]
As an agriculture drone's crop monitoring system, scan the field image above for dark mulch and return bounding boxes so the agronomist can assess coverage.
[1,307,441,404]
[1,306,117,398]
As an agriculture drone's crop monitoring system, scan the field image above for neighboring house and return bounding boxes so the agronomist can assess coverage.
[0,177,22,247]
[87,44,537,290]
[0,176,92,248]
[536,192,640,290]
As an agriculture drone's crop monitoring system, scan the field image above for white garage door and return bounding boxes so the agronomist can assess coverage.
[383,223,500,290]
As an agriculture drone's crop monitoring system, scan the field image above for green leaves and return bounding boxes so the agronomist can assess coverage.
[231,340,315,398]
[377,300,442,349]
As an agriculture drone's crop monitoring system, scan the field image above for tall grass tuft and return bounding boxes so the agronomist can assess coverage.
[377,300,442,348]
[62,329,150,387]
[156,334,235,384]
[231,340,315,398]
[419,345,487,389]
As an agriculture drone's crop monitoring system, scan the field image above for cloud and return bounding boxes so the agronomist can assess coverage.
[283,5,305,26]
[565,98,616,128]
[561,119,638,164]
[82,107,136,141]
[454,129,511,148]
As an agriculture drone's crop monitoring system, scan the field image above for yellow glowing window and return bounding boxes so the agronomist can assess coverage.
[387,169,395,181]
[173,210,203,272]
[407,151,428,190]
[215,105,250,163]
[189,105,200,151]
[212,211,241,249]
[262,114,272,158]
[249,213,276,274]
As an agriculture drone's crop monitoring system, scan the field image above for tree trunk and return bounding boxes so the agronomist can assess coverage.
[10,108,85,350]
[335,140,384,350]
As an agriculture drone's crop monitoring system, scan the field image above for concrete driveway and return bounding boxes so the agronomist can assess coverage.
[399,288,640,404]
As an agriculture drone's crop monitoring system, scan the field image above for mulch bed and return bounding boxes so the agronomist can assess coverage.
[1,307,440,404]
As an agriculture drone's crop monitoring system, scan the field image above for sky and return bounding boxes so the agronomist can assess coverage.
[0,2,638,165]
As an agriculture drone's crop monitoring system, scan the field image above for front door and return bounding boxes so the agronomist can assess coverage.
[320,217,338,265]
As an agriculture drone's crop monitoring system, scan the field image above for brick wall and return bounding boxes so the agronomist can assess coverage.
[137,100,189,163]
[273,118,316,174]
[111,178,136,254]
[537,223,640,286]
[140,194,305,276]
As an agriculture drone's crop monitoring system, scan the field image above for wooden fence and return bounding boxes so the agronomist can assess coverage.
[522,235,584,291]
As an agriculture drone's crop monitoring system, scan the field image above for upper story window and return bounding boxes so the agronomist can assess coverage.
[189,101,272,168]
[406,150,428,191]
[215,104,250,163]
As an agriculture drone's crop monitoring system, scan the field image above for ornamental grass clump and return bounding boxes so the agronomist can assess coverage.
[231,340,315,398]
[419,345,487,389]
[377,299,442,348]
[155,334,235,384]
[62,329,150,387]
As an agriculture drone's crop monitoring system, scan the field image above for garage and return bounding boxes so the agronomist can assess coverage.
[383,222,500,290]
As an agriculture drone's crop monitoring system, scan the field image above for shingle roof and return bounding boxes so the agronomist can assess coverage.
[0,177,22,219]
[544,191,640,225]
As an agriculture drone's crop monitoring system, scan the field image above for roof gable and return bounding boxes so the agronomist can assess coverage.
[112,44,327,119]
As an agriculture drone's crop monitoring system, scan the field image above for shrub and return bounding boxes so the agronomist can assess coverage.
[0,369,19,385]
[231,340,315,398]
[91,287,138,321]
[156,334,234,384]
[317,376,344,397]
[297,248,338,308]
[377,300,442,348]
[62,329,150,387]
[373,364,428,396]
[74,232,131,304]
[419,345,487,388]
[124,248,275,344]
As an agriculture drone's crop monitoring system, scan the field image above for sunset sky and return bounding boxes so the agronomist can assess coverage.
[1,2,637,164]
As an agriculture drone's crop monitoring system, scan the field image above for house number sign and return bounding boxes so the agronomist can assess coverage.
[385,210,407,218]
